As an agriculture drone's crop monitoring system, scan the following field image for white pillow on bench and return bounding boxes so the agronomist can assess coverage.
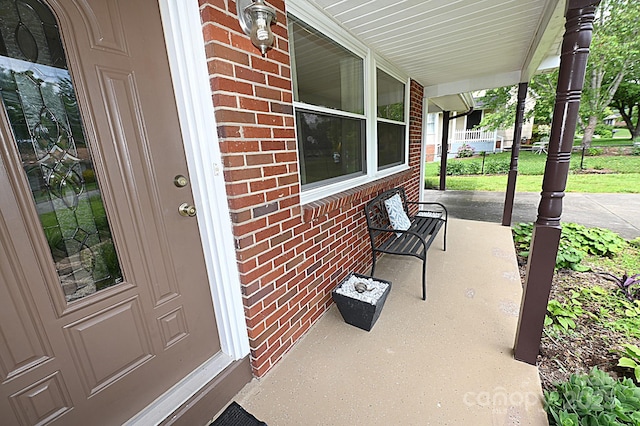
[384,193,411,237]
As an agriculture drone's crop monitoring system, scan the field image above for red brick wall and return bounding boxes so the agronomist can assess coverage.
[199,0,424,377]
[407,80,424,203]
[424,144,436,163]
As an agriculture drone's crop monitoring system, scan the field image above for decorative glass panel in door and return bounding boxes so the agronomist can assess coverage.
[0,0,123,301]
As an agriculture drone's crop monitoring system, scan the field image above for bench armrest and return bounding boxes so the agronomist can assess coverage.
[406,201,448,218]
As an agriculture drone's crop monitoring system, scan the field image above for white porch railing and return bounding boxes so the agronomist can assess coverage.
[453,129,498,144]
[446,128,504,158]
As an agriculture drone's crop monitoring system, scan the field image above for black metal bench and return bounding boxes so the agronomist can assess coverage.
[364,187,447,300]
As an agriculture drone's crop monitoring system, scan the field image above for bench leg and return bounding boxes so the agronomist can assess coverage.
[443,220,447,251]
[422,257,427,301]
[371,251,377,277]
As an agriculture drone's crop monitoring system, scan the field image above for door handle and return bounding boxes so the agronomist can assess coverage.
[178,203,196,217]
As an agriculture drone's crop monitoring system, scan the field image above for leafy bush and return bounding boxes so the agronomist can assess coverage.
[616,344,640,382]
[586,147,604,156]
[446,161,466,176]
[465,161,482,175]
[456,143,474,158]
[484,159,509,174]
[545,298,583,335]
[512,223,626,271]
[532,124,551,143]
[594,123,614,139]
[513,223,587,271]
[544,367,640,426]
[633,146,640,156]
[562,223,627,258]
[556,241,589,271]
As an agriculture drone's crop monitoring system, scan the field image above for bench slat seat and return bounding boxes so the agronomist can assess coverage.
[364,188,447,300]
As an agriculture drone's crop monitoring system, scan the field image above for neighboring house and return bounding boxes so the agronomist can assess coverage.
[604,113,621,126]
[425,91,536,162]
[0,0,584,424]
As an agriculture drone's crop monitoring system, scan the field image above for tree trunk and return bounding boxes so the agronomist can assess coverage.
[632,117,640,141]
[581,115,599,147]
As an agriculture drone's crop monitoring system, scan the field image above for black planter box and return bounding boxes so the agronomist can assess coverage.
[331,273,392,331]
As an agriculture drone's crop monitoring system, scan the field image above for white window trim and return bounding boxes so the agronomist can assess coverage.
[289,0,411,205]
[375,62,410,170]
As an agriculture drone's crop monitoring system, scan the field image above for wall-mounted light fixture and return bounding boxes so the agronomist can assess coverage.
[237,0,277,56]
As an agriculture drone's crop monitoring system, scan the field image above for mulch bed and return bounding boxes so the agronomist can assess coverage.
[517,262,637,392]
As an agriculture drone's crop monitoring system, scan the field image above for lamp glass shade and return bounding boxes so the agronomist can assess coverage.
[240,0,277,56]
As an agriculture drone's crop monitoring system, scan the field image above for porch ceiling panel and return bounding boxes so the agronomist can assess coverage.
[305,0,566,97]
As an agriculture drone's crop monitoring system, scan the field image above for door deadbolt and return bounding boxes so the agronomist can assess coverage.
[174,175,189,188]
[178,203,197,217]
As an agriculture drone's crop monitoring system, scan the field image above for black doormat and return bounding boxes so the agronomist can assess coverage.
[210,401,267,426]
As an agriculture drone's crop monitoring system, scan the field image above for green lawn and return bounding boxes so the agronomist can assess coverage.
[425,151,640,193]
[427,173,640,193]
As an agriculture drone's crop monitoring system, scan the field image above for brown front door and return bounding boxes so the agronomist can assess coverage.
[0,1,222,424]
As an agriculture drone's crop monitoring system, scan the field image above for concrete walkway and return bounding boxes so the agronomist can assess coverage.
[424,190,640,240]
[229,219,547,425]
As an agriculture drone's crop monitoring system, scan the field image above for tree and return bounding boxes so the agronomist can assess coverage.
[579,0,640,146]
[611,79,640,140]
[475,71,558,131]
[476,0,640,147]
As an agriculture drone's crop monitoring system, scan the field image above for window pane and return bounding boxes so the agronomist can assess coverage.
[426,113,436,134]
[377,122,405,169]
[466,109,482,130]
[296,110,365,186]
[289,15,364,115]
[377,69,405,121]
[0,0,123,302]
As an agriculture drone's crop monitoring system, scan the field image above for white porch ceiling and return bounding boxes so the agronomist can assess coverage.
[304,0,566,100]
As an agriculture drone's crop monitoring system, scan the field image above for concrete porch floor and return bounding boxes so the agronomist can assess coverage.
[230,219,548,425]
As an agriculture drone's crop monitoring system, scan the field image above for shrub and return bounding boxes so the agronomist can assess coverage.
[512,222,626,271]
[586,147,604,156]
[633,146,640,156]
[532,124,551,143]
[446,161,466,176]
[544,367,640,425]
[594,123,614,139]
[465,161,482,175]
[484,159,509,174]
[456,143,474,158]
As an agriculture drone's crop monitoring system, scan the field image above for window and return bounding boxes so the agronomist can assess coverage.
[426,113,437,135]
[466,109,482,130]
[0,0,123,301]
[376,69,405,169]
[296,109,365,186]
[289,15,366,187]
[288,7,409,197]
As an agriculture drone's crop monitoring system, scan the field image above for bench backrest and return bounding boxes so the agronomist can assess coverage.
[364,187,409,234]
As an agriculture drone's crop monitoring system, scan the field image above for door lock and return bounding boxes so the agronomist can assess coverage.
[174,175,189,187]
[178,203,197,217]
